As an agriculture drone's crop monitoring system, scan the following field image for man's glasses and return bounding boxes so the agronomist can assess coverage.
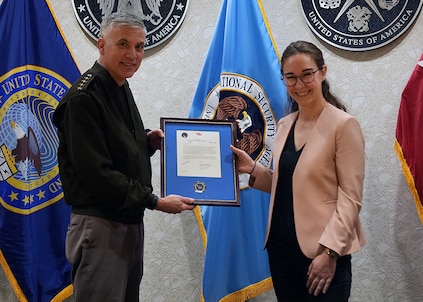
[281,68,320,87]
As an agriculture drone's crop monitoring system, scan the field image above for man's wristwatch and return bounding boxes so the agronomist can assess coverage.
[326,248,340,260]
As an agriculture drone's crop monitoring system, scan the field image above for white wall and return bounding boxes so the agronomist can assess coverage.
[1,1,423,301]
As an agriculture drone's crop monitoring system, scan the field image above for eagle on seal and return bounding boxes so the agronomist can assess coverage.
[216,96,262,155]
[10,120,42,177]
[97,0,164,24]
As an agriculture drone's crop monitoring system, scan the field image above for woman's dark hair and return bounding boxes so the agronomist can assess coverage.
[280,41,346,113]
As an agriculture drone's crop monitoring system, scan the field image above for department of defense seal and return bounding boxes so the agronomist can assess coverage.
[72,0,189,50]
[301,0,423,51]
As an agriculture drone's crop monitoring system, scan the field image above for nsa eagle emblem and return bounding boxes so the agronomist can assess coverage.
[301,0,423,51]
[201,73,277,188]
[72,0,189,50]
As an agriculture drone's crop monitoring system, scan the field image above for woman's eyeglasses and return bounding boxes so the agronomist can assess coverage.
[281,68,320,87]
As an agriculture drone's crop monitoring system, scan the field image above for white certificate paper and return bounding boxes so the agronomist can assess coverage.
[176,130,221,178]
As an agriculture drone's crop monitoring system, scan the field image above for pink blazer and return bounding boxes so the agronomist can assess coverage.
[250,104,366,258]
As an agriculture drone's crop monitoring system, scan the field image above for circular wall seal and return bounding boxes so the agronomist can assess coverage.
[301,0,423,51]
[72,0,189,50]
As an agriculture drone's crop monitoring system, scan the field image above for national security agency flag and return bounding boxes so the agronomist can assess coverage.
[0,0,80,300]
[189,0,288,300]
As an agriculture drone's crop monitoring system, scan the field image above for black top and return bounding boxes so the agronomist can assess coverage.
[267,120,303,249]
[53,62,157,224]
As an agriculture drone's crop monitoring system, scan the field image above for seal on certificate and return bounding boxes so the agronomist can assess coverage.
[193,181,206,194]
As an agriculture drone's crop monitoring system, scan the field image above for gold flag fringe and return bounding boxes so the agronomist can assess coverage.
[394,139,423,223]
[0,249,73,301]
[194,207,273,301]
[0,250,27,302]
[194,207,208,251]
[51,285,73,302]
[219,277,273,302]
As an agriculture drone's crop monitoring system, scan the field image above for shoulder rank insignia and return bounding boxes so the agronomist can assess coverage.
[76,73,93,91]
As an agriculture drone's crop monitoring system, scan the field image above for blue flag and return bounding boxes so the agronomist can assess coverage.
[0,0,80,300]
[188,0,287,300]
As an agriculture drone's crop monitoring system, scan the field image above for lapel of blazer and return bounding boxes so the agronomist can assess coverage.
[294,104,333,171]
[265,112,298,245]
[273,112,298,171]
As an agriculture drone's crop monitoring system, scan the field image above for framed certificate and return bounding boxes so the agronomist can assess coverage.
[160,117,240,206]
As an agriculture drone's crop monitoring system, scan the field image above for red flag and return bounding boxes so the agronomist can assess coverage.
[395,53,423,223]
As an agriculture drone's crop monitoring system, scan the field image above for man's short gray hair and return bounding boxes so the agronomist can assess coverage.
[100,12,146,37]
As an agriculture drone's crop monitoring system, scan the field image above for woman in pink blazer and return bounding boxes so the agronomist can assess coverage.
[231,41,365,302]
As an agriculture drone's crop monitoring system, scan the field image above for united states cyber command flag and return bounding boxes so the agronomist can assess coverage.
[0,0,80,300]
[188,0,288,300]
